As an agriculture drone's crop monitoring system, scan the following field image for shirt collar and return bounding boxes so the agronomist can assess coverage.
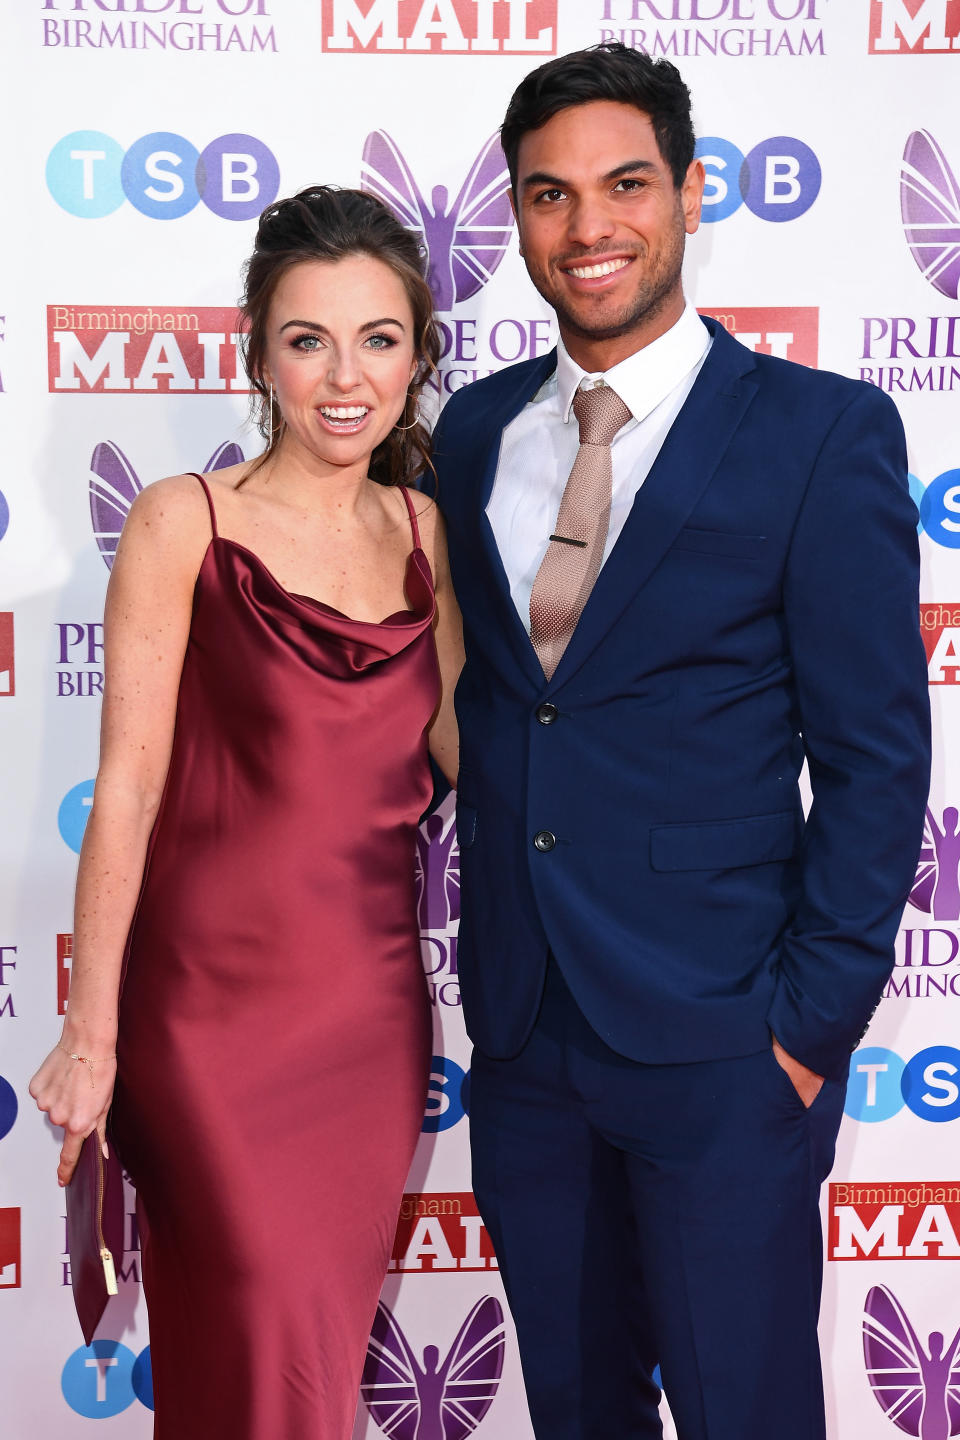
[555,301,710,427]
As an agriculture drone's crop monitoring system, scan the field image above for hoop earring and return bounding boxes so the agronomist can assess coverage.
[268,383,277,448]
[394,399,421,433]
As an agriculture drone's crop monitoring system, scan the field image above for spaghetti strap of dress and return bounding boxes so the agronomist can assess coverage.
[400,485,422,551]
[187,472,218,539]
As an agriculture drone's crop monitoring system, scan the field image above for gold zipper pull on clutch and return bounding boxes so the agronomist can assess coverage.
[100,1247,118,1296]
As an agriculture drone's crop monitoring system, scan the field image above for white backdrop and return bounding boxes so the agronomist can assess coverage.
[1,2,959,1435]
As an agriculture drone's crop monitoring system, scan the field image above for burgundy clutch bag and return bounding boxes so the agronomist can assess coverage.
[65,1132,125,1345]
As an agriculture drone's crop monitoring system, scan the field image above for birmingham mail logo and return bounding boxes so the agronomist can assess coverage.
[90,440,244,568]
[698,306,818,367]
[910,804,960,922]
[922,605,960,684]
[322,0,557,54]
[0,611,13,697]
[863,1285,960,1437]
[362,133,513,311]
[0,1208,21,1288]
[830,1182,960,1261]
[901,131,960,299]
[361,1297,505,1438]
[870,0,960,53]
[48,306,250,393]
[388,1192,497,1273]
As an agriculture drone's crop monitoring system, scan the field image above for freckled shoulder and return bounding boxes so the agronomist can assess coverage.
[114,472,216,582]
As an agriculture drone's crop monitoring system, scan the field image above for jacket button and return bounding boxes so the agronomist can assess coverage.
[536,703,559,725]
[533,830,556,852]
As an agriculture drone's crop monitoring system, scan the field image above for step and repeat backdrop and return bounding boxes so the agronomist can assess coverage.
[0,1,958,1435]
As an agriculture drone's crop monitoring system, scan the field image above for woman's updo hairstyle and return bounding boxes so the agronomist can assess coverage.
[240,185,441,485]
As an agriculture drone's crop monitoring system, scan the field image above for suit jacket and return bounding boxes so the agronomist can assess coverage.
[433,317,930,1080]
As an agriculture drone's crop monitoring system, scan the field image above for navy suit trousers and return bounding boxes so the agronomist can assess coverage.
[469,960,847,1440]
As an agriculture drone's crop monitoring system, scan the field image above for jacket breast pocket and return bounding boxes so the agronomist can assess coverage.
[456,803,478,849]
[650,811,800,872]
[670,528,768,559]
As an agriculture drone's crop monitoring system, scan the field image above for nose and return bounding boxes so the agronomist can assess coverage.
[326,346,361,393]
[566,193,617,251]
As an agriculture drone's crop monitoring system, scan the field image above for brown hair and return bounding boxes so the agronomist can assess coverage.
[239,185,440,485]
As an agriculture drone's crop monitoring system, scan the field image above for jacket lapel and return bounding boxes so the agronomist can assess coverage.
[549,320,760,692]
[458,351,558,690]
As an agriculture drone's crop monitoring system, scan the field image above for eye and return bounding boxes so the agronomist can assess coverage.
[613,177,644,193]
[536,188,566,204]
[365,332,399,351]
[290,332,321,352]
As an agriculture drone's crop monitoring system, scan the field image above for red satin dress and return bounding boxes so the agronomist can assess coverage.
[111,474,435,1439]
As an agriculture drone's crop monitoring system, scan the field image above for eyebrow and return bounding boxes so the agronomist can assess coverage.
[520,159,659,191]
[278,316,407,334]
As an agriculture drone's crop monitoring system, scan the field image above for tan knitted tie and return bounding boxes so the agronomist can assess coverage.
[530,381,632,680]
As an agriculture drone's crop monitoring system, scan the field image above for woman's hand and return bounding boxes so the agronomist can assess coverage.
[29,1045,117,1187]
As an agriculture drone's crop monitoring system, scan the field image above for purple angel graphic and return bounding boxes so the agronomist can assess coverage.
[900,130,960,300]
[415,808,461,932]
[89,440,245,568]
[361,132,514,311]
[909,805,960,922]
[361,1297,505,1440]
[863,1284,960,1439]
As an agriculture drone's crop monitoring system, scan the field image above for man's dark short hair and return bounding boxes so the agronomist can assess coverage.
[501,42,696,193]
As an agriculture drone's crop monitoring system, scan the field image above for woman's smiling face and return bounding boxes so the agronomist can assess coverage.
[263,255,417,475]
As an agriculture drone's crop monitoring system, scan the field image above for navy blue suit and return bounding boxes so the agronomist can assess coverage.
[434,318,930,1439]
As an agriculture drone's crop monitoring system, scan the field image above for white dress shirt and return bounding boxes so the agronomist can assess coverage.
[486,301,712,631]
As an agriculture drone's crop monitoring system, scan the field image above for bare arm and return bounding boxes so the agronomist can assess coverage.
[418,499,463,788]
[29,475,210,1183]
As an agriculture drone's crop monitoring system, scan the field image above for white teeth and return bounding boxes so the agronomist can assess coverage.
[320,405,369,420]
[568,258,630,279]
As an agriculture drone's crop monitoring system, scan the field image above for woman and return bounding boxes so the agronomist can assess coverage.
[30,186,462,1438]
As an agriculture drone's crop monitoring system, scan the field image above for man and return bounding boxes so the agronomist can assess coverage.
[432,43,930,1440]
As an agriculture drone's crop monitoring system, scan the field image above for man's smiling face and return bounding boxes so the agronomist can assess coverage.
[513,99,704,369]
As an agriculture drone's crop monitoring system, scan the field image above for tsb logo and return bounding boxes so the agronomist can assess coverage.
[696,135,821,223]
[58,781,96,854]
[423,1055,470,1132]
[845,1045,960,1123]
[46,131,279,220]
[62,1341,153,1417]
[913,468,960,548]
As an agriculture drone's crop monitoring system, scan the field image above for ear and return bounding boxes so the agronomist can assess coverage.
[681,159,705,236]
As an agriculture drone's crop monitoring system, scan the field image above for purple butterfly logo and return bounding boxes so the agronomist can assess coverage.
[415,805,461,932]
[361,132,514,311]
[361,1297,505,1440]
[863,1284,960,1438]
[901,130,960,300]
[89,440,245,569]
[909,804,960,922]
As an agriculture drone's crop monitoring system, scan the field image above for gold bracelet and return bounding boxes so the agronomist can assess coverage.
[57,1041,117,1089]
